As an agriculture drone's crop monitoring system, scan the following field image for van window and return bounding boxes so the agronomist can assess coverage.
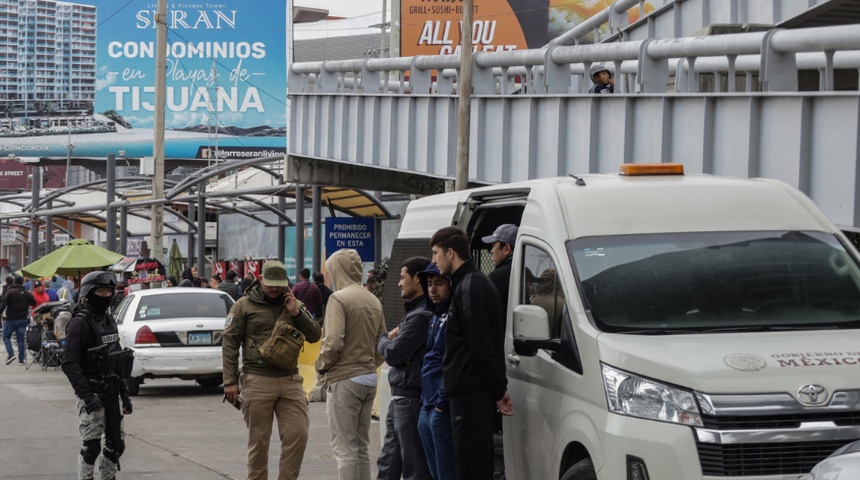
[522,245,565,338]
[570,231,860,333]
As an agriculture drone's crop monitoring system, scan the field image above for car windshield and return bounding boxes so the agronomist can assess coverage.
[569,231,860,333]
[132,292,232,321]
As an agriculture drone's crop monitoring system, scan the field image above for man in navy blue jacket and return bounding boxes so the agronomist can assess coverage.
[416,262,456,480]
[430,226,513,480]
[376,257,433,480]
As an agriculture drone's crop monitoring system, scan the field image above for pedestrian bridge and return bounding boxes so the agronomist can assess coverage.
[288,11,860,229]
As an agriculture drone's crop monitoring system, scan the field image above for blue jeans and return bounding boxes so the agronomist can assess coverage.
[3,319,27,362]
[417,406,456,480]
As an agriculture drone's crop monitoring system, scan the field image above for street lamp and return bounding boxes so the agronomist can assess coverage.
[64,124,74,187]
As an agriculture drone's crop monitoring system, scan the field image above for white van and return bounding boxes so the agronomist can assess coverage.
[386,164,860,480]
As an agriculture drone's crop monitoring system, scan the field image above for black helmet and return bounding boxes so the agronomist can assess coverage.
[79,271,117,299]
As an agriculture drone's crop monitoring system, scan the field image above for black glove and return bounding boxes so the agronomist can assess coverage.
[121,395,133,415]
[84,395,103,414]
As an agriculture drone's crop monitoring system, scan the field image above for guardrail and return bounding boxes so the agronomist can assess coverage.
[288,23,860,229]
[289,24,860,96]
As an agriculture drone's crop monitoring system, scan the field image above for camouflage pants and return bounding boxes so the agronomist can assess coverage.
[75,397,126,480]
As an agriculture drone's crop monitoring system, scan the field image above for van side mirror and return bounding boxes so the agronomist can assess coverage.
[513,305,560,356]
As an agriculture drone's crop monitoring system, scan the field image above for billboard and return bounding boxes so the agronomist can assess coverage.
[401,0,656,57]
[0,0,286,160]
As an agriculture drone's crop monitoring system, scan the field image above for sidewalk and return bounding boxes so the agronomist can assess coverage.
[0,344,381,479]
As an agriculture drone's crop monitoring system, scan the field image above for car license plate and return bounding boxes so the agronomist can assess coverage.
[188,332,211,345]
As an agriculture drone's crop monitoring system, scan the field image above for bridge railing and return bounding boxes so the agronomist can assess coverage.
[288,23,860,229]
[290,24,860,96]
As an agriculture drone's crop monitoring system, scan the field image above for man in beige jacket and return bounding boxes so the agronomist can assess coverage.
[316,249,386,480]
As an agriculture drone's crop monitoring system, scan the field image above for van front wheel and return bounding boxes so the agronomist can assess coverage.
[561,458,596,480]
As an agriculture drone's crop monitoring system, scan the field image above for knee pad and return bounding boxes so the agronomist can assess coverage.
[81,439,100,464]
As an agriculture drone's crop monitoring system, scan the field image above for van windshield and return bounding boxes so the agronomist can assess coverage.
[569,231,860,333]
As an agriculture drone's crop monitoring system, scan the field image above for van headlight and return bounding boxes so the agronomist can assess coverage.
[602,364,702,426]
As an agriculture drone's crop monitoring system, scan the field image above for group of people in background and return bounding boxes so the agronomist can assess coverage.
[2,225,517,480]
[222,224,517,480]
[377,225,516,480]
[0,274,80,365]
[167,266,334,323]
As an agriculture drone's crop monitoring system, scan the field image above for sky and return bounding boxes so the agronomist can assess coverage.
[299,0,385,18]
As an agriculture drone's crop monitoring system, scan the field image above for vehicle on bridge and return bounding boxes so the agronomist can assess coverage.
[386,164,860,479]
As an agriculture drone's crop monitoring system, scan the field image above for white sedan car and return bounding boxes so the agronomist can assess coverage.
[800,441,860,480]
[113,287,234,395]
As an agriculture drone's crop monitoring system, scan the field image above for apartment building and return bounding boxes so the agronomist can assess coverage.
[0,0,96,120]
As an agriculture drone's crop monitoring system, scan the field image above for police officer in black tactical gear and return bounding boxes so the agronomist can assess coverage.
[61,271,133,480]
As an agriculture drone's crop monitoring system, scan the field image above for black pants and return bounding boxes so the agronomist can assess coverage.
[449,389,496,480]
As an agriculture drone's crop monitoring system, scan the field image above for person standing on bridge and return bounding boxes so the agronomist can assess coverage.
[590,63,615,94]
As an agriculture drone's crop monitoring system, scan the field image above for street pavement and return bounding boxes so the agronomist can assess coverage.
[0,350,381,479]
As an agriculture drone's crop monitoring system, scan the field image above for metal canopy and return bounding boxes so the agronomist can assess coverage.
[0,157,395,245]
[294,186,390,218]
[168,157,396,219]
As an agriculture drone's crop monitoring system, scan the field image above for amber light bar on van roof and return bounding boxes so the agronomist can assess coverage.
[620,163,685,176]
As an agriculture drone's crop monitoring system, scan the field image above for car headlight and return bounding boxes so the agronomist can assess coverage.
[602,364,702,426]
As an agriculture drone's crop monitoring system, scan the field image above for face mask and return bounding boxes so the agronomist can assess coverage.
[87,294,112,313]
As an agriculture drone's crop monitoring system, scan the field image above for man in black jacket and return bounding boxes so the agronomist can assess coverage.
[0,275,36,365]
[217,269,241,301]
[61,271,132,480]
[376,256,433,480]
[430,226,512,480]
[313,272,333,318]
[482,223,518,320]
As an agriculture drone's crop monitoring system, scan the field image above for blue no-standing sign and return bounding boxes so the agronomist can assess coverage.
[325,217,375,262]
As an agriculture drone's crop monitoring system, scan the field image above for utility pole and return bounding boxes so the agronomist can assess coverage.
[455,0,474,191]
[64,126,74,187]
[390,0,400,57]
[28,167,41,264]
[381,0,387,58]
[106,154,116,252]
[150,0,167,278]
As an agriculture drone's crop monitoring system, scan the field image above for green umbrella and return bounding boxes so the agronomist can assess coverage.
[18,238,124,278]
[168,239,184,283]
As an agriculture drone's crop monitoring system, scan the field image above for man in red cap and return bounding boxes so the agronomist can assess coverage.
[32,280,50,310]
